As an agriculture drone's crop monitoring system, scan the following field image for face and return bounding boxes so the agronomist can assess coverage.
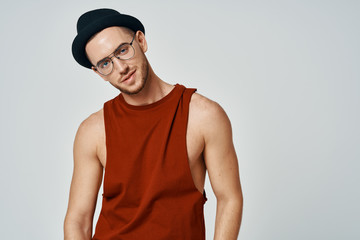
[85,26,149,95]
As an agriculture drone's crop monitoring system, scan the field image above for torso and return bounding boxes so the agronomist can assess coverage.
[94,92,207,195]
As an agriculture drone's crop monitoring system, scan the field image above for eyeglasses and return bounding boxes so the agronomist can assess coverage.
[93,33,136,76]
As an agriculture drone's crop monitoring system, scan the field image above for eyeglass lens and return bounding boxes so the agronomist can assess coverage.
[97,44,135,75]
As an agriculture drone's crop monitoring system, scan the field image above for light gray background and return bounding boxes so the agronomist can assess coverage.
[0,0,359,239]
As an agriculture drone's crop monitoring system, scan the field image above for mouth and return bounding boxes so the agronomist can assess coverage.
[121,70,136,83]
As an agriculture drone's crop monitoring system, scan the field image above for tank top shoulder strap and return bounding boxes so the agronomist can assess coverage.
[182,86,197,105]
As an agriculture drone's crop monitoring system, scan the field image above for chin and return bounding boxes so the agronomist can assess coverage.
[119,79,146,95]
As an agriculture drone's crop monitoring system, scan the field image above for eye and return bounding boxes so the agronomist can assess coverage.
[99,59,111,69]
[116,45,130,56]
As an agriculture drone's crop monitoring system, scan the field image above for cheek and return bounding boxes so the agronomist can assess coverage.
[133,55,147,71]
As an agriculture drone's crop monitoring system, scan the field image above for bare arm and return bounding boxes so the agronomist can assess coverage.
[64,113,104,240]
[200,99,243,240]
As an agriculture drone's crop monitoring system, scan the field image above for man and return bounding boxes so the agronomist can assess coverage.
[64,8,243,240]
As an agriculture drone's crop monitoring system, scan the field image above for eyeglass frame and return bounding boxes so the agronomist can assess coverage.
[92,32,137,76]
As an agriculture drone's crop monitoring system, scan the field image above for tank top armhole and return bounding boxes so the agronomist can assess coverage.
[101,98,113,196]
[183,87,208,204]
[188,88,208,203]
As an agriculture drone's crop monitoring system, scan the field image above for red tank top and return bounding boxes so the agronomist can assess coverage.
[92,83,208,240]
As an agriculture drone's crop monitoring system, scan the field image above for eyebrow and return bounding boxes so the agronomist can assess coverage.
[96,42,128,66]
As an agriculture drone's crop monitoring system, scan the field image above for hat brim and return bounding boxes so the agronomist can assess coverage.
[72,14,145,69]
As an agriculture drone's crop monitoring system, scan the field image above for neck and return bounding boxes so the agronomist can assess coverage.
[121,65,174,106]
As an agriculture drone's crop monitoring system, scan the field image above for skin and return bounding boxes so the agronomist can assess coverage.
[64,26,243,240]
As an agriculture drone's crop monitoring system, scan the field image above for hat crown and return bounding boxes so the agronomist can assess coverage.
[77,8,120,33]
[72,8,145,69]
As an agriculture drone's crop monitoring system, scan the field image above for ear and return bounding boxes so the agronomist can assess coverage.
[136,31,148,53]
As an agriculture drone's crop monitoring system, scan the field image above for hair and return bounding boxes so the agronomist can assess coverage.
[85,26,136,66]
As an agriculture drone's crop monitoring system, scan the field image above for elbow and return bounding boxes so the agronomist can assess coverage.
[64,214,92,239]
[217,192,243,208]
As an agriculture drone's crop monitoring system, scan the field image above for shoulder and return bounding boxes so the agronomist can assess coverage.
[78,108,104,133]
[74,108,104,153]
[189,92,229,121]
[189,92,232,139]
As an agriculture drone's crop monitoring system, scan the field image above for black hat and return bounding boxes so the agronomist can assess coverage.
[71,8,145,69]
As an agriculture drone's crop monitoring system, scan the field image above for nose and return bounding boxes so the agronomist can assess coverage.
[111,56,129,74]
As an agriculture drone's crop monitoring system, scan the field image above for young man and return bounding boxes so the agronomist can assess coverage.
[64,8,243,240]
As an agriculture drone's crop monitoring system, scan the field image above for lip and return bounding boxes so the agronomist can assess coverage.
[121,70,136,82]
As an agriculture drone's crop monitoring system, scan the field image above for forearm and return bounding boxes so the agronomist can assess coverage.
[213,199,243,240]
[64,217,92,240]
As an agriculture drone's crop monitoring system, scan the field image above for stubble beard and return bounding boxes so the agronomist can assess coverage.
[118,57,149,95]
